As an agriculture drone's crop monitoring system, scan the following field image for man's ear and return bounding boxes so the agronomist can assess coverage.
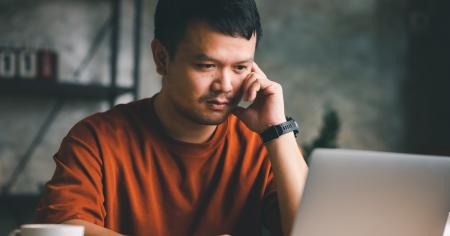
[151,39,170,76]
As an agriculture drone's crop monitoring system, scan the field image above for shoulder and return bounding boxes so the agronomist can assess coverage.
[67,98,150,140]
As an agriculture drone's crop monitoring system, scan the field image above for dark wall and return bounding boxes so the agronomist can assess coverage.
[404,0,450,155]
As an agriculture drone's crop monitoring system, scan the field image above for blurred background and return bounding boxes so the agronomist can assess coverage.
[0,0,449,234]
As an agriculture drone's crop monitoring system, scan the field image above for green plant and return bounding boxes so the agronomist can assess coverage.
[303,107,340,163]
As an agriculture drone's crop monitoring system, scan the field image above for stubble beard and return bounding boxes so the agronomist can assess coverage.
[175,94,240,126]
[177,101,236,125]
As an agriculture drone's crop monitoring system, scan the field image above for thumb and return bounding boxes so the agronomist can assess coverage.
[231,106,246,120]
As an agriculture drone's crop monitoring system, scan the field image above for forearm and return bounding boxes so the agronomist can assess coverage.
[63,219,125,236]
[265,132,309,236]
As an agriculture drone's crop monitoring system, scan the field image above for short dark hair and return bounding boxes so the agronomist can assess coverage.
[154,0,262,58]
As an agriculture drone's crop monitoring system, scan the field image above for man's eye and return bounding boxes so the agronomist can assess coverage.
[196,64,216,69]
[235,65,248,72]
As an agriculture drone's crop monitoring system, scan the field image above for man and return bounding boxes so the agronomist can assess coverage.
[35,0,308,235]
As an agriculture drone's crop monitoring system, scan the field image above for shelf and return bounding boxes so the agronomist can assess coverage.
[0,194,41,215]
[0,78,134,100]
[0,193,40,205]
[0,0,143,205]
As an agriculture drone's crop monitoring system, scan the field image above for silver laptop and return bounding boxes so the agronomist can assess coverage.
[291,148,450,236]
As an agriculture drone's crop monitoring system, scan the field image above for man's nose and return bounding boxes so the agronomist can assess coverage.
[211,69,234,94]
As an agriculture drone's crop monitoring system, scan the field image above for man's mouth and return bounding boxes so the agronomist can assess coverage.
[206,100,230,111]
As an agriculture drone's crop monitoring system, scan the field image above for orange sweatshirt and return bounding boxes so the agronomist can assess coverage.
[35,97,282,236]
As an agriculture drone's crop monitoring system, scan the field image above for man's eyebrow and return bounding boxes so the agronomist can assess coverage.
[235,58,254,64]
[193,53,253,64]
[193,53,216,61]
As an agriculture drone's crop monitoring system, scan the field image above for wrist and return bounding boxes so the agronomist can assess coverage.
[266,117,287,128]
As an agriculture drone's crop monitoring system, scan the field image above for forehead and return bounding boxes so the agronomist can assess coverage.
[175,21,257,63]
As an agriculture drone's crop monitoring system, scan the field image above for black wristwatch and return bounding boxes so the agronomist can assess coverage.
[260,117,299,143]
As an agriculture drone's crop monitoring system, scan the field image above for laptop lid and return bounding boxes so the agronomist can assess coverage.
[291,148,450,236]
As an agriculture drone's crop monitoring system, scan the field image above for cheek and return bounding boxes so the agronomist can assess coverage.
[232,75,246,92]
[170,69,213,99]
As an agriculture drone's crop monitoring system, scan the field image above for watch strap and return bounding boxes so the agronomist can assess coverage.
[260,117,299,143]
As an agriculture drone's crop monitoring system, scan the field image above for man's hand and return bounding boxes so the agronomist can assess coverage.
[233,62,309,236]
[232,62,287,133]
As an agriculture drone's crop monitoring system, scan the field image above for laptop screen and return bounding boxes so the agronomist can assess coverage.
[291,149,450,236]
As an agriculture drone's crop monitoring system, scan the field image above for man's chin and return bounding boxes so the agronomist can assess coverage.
[197,114,230,125]
[190,109,232,125]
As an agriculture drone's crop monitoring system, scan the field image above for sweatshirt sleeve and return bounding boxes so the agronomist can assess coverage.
[34,119,106,226]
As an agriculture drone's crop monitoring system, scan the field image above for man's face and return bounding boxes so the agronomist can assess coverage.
[158,21,257,125]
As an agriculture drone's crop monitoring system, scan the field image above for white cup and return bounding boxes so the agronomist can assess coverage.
[443,212,450,236]
[9,224,84,236]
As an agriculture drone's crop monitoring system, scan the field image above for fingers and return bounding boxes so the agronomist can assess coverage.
[247,76,261,101]
[241,72,259,101]
[241,72,271,102]
[244,73,256,100]
[241,62,278,102]
[251,62,267,78]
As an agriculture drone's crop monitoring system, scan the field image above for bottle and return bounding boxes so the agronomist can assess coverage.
[0,45,17,79]
[37,45,58,81]
[18,46,38,79]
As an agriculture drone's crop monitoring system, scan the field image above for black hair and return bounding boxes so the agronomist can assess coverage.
[154,0,262,58]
